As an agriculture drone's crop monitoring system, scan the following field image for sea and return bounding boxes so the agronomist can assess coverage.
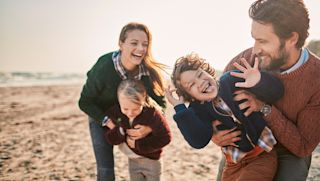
[0,72,86,87]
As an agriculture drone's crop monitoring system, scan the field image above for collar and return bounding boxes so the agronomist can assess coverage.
[112,51,149,80]
[281,48,309,74]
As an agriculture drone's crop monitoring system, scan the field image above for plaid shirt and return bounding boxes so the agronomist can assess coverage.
[216,100,277,163]
[222,126,276,163]
[112,51,149,80]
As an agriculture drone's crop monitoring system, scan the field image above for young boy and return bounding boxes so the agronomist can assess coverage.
[166,53,284,180]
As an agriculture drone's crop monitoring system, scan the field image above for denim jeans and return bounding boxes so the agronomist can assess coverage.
[89,117,115,181]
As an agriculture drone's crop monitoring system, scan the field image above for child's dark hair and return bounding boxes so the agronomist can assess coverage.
[171,53,216,102]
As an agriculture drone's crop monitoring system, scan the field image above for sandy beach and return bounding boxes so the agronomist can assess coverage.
[0,84,319,181]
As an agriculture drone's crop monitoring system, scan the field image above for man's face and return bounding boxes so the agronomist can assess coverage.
[251,21,289,71]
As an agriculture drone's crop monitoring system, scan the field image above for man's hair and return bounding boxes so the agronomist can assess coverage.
[171,53,216,102]
[249,0,309,48]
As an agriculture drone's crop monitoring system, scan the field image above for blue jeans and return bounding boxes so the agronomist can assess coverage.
[89,117,115,181]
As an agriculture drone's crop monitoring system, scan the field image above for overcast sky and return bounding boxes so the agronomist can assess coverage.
[1,0,319,73]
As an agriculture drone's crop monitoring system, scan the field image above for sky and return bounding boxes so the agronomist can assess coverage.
[1,0,319,73]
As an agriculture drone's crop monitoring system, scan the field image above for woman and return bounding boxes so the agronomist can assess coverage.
[78,22,167,181]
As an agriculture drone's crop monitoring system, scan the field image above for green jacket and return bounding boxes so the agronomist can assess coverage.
[78,52,166,123]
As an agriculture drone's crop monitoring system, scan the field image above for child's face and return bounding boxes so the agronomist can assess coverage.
[179,69,218,101]
[118,92,144,121]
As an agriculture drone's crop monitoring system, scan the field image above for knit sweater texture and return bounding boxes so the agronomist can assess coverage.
[78,51,166,123]
[224,48,320,157]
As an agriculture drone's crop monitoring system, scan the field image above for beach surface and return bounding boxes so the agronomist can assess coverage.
[0,85,319,181]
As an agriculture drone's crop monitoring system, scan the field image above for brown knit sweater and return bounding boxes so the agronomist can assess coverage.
[224,48,320,157]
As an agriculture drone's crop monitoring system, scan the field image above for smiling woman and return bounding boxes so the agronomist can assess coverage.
[78,22,168,180]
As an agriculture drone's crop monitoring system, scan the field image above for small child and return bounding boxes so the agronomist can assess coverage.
[165,53,284,181]
[104,79,171,181]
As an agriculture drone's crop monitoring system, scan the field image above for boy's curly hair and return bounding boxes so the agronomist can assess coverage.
[171,53,216,102]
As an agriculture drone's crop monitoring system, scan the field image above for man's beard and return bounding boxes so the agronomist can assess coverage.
[262,41,288,72]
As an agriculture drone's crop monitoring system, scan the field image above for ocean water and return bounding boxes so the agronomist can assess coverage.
[0,72,86,87]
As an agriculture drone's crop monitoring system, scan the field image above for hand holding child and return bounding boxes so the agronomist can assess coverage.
[126,136,135,148]
[127,124,152,140]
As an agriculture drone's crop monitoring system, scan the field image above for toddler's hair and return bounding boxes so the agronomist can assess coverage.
[171,53,216,102]
[117,79,162,110]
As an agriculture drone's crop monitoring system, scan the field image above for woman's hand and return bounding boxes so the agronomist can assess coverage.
[211,120,241,147]
[126,124,152,140]
[230,57,261,88]
[165,85,184,107]
[105,119,116,129]
[126,136,135,148]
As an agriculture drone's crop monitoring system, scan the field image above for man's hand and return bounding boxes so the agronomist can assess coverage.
[126,124,152,140]
[233,90,264,116]
[211,120,241,147]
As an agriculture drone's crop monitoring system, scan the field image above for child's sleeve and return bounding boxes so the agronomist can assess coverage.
[248,71,284,103]
[104,106,126,145]
[134,111,171,153]
[172,104,213,149]
[223,70,284,104]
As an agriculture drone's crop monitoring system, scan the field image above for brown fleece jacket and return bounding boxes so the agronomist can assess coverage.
[224,48,320,157]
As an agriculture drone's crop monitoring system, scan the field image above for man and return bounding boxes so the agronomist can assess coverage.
[212,0,320,180]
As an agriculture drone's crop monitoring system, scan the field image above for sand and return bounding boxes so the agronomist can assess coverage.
[0,84,319,181]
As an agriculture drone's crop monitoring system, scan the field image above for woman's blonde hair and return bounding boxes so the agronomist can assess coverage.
[119,22,168,96]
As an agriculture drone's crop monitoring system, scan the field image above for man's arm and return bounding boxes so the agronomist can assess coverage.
[264,91,320,157]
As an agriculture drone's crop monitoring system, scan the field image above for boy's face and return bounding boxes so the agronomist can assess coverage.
[179,69,218,101]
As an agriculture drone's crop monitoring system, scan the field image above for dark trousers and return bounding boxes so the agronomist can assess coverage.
[89,117,115,181]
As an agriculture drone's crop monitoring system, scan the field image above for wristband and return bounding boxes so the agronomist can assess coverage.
[101,116,109,127]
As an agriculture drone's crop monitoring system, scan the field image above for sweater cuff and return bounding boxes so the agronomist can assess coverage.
[264,106,278,128]
[174,104,187,112]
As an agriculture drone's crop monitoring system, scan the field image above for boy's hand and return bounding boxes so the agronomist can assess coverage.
[165,85,184,107]
[230,57,261,88]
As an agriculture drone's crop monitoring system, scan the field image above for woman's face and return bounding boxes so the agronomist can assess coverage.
[119,30,149,71]
[179,69,218,102]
